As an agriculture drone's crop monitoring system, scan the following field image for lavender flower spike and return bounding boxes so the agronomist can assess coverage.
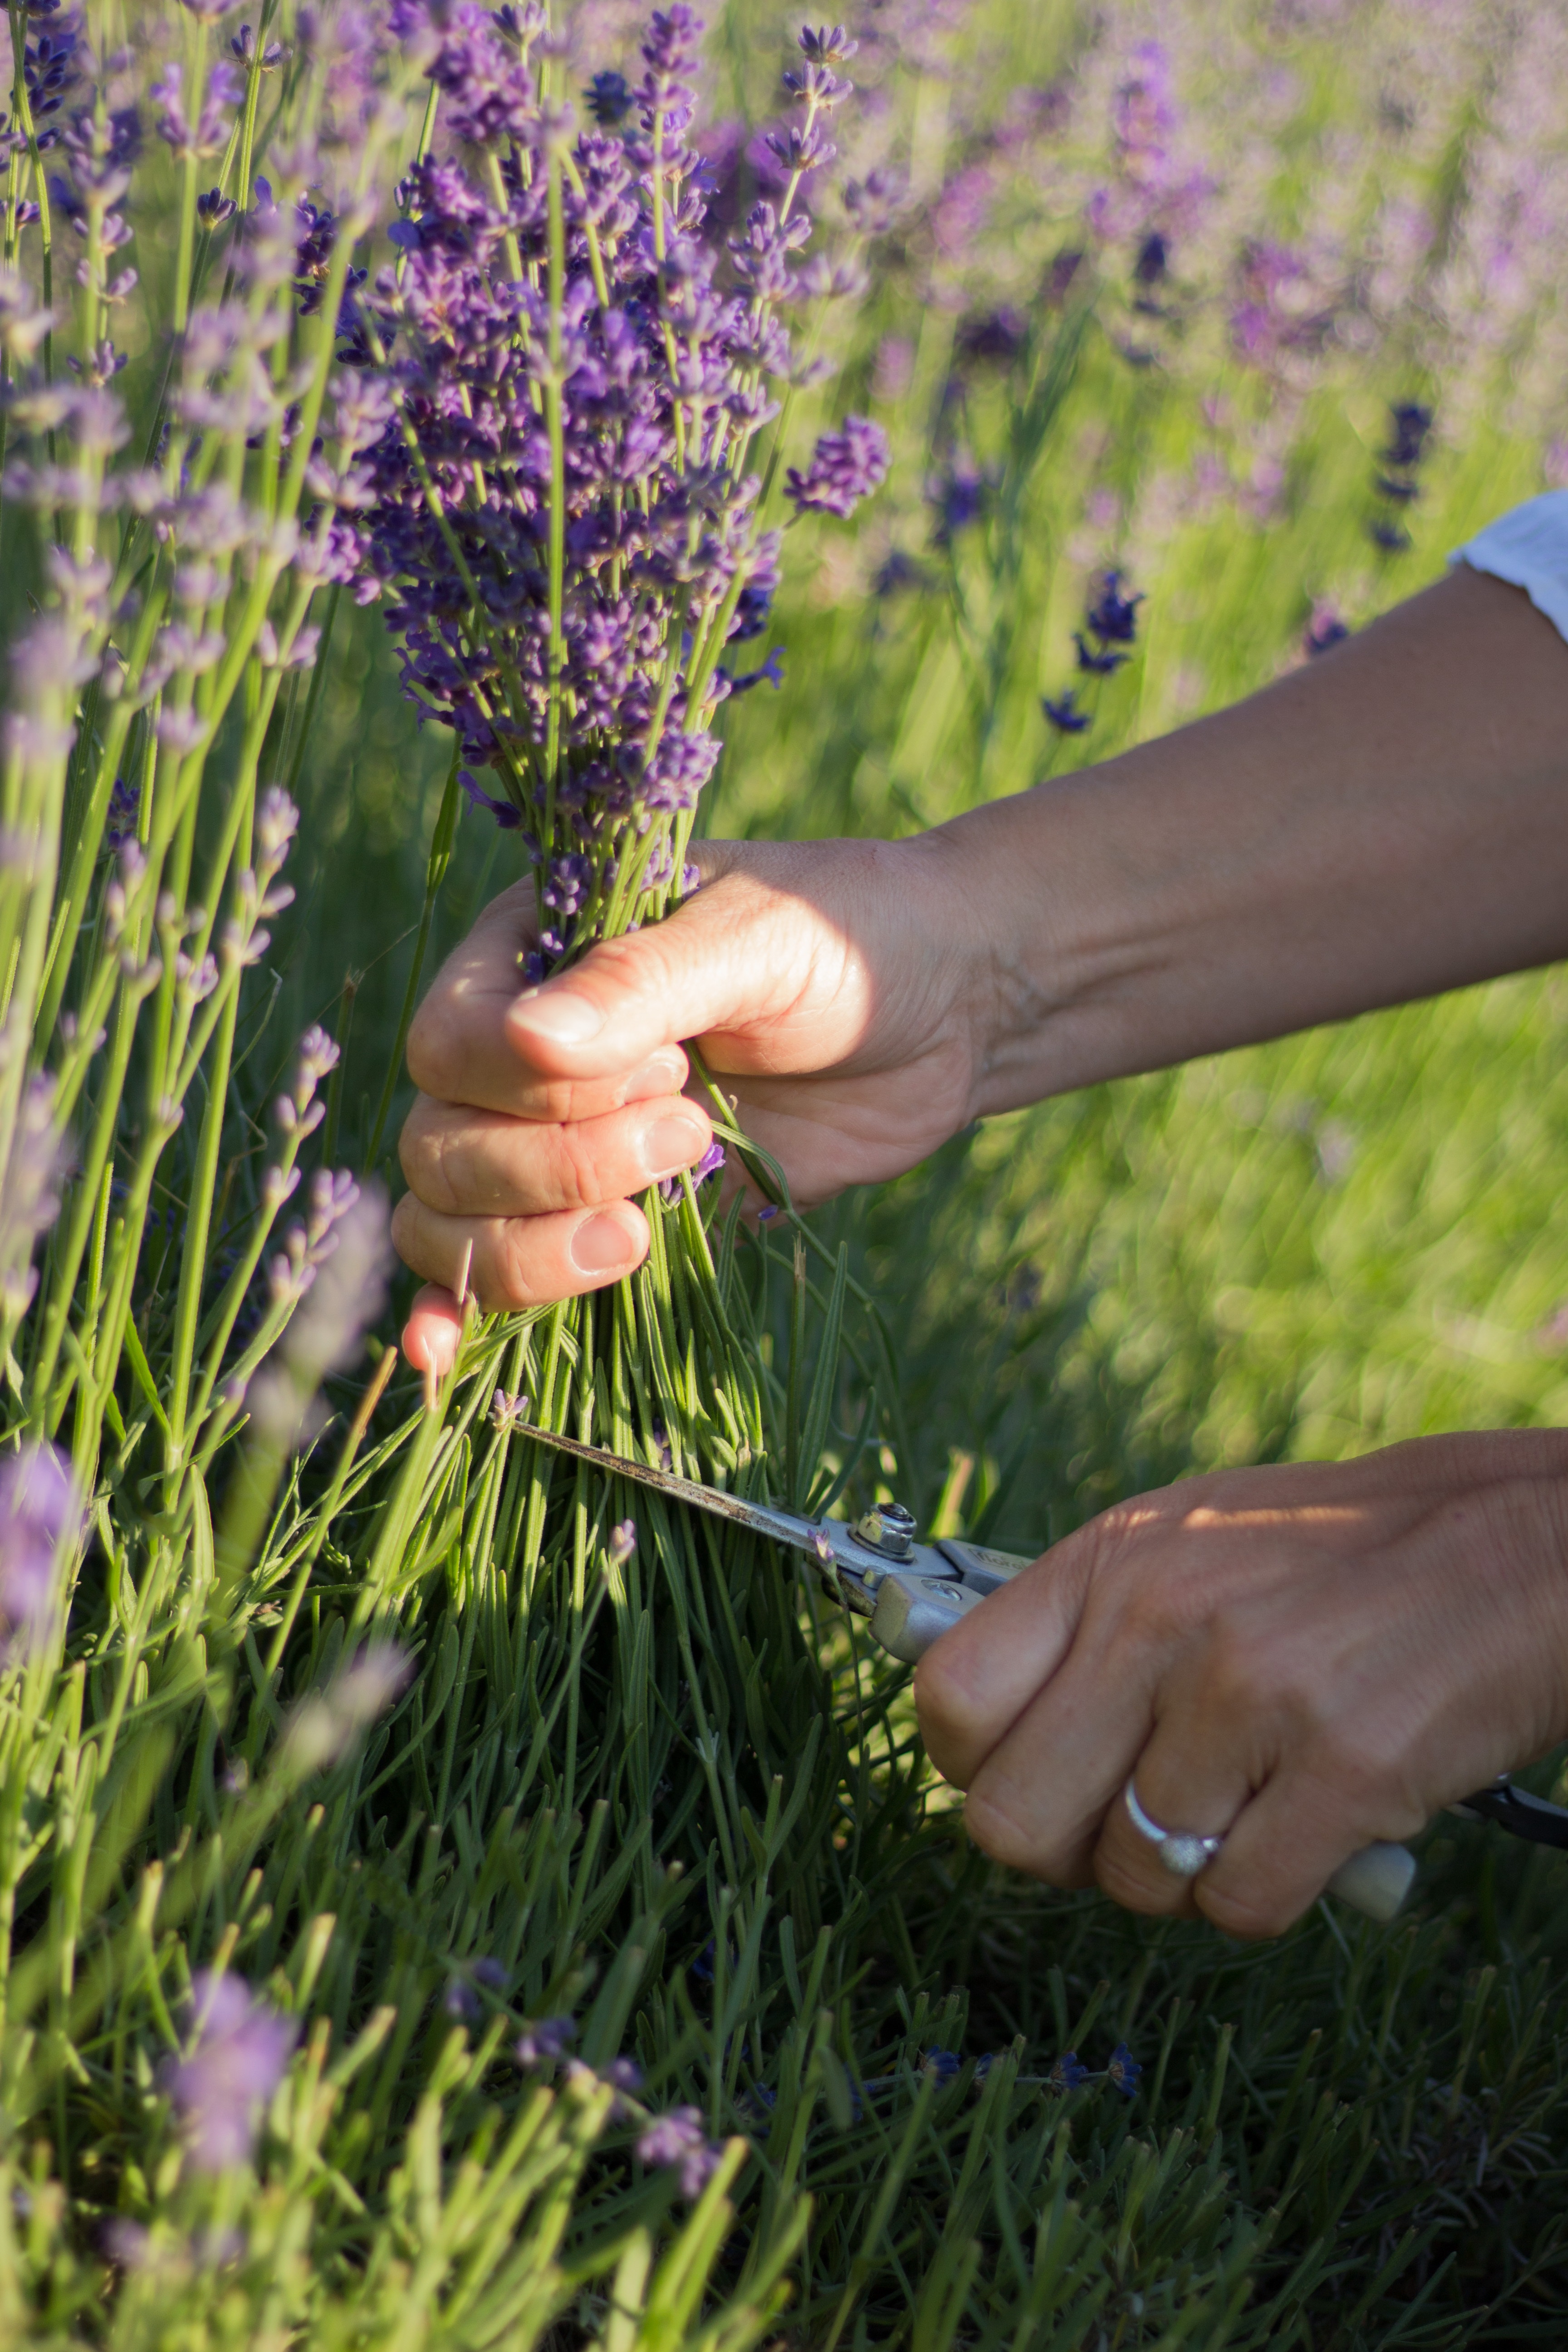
[166,1973,297,2171]
[785,416,891,519]
[0,1441,81,1656]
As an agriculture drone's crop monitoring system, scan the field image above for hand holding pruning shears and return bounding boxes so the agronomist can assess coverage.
[393,567,1568,1936]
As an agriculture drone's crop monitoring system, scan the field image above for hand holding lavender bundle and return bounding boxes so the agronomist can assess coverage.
[354,2,889,981]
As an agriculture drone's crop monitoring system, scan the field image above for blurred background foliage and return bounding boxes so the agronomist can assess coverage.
[87,0,1568,2337]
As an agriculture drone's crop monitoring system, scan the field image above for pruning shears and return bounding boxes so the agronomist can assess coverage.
[516,1422,1568,1926]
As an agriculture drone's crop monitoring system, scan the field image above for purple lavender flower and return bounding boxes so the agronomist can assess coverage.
[1073,633,1125,676]
[922,2046,961,2085]
[605,2054,643,2093]
[0,1073,67,1324]
[608,1519,637,1566]
[1084,570,1143,645]
[1043,691,1090,735]
[1107,2042,1142,2098]
[1303,601,1349,659]
[516,2016,576,2066]
[357,9,880,976]
[103,774,139,848]
[1383,401,1433,470]
[1049,2050,1088,2091]
[0,1442,80,1655]
[166,1974,297,2171]
[637,2104,724,2196]
[784,415,891,519]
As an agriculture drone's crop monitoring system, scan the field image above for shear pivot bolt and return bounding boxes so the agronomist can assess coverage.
[850,1502,917,1560]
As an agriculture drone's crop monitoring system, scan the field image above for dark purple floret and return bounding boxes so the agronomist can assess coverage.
[104,774,139,848]
[585,69,632,126]
[1043,691,1090,734]
[922,2047,961,2085]
[1383,400,1433,470]
[1049,2050,1088,2091]
[1084,569,1143,644]
[515,2015,575,2067]
[1073,632,1127,675]
[1107,2042,1142,2098]
[1303,600,1349,659]
[1369,519,1411,553]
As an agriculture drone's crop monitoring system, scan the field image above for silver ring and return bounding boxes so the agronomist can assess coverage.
[1124,1779,1224,1879]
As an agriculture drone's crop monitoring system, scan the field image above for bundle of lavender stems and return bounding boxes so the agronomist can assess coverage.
[354,1,889,978]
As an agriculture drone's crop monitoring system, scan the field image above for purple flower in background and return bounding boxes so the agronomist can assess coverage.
[1383,401,1433,470]
[922,2046,961,2085]
[1049,2050,1088,2091]
[1074,632,1127,676]
[1303,600,1349,659]
[515,2016,576,2067]
[0,1442,80,1655]
[605,2054,643,2093]
[0,1072,67,1324]
[785,415,891,519]
[1084,570,1143,645]
[1042,691,1089,734]
[167,1974,297,2171]
[637,2103,724,2195]
[1107,2042,1142,2098]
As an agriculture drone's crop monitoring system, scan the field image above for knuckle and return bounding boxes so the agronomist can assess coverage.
[493,1219,548,1311]
[1094,1847,1186,1917]
[1197,1879,1299,1942]
[553,1121,606,1213]
[389,1191,427,1276]
[405,993,456,1094]
[960,1788,1038,1875]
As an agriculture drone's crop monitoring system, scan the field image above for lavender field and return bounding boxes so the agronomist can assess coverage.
[4,0,1568,2344]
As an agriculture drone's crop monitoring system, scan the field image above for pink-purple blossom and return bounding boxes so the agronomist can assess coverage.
[166,1974,297,2171]
[636,2103,724,2195]
[0,1442,80,1656]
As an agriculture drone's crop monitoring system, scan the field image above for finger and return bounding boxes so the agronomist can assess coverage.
[408,881,695,1115]
[913,1531,1093,1791]
[400,1092,712,1217]
[1091,1716,1256,1923]
[1194,1766,1412,1940]
[503,850,865,1082]
[403,1285,464,1376]
[391,1191,650,1310]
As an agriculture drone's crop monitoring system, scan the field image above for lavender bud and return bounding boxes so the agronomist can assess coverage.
[608,1519,636,1566]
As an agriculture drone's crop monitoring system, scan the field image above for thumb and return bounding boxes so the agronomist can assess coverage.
[504,848,810,1078]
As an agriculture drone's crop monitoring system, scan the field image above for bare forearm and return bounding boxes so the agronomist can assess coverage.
[934,566,1568,1115]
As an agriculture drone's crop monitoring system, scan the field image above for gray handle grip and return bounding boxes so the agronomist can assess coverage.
[870,1572,1417,1923]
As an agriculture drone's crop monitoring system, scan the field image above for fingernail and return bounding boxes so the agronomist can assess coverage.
[643,1112,705,1180]
[571,1212,634,1275]
[512,989,604,1047]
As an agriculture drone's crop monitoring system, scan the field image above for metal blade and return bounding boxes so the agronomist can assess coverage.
[513,1422,816,1555]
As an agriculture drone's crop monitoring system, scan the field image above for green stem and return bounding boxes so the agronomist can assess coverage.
[365,745,462,1175]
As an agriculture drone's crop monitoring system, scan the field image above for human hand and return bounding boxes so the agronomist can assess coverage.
[394,832,989,1372]
[914,1431,1568,1937]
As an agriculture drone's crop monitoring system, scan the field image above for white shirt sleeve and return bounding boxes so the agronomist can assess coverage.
[1450,490,1568,644]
